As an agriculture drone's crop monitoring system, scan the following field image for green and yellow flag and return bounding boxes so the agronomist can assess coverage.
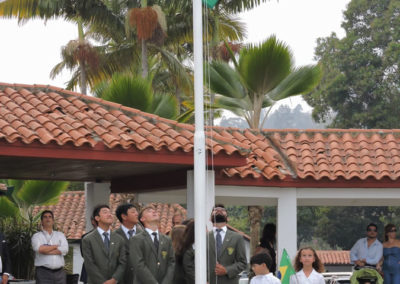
[278,249,296,284]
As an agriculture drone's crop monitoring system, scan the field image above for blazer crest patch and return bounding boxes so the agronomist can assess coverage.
[227,247,234,255]
[162,250,168,259]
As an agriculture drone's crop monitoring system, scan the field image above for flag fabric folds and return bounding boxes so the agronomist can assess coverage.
[278,249,296,284]
[202,0,218,8]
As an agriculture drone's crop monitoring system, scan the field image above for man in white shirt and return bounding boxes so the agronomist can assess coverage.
[31,210,69,284]
[115,203,142,284]
[350,223,383,269]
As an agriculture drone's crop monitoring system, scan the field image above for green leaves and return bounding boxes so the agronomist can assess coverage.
[16,180,69,206]
[207,35,321,129]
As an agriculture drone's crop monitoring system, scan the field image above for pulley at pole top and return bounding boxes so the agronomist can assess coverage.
[202,0,218,8]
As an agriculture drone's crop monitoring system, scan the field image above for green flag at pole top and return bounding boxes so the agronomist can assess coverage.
[279,249,296,284]
[202,0,218,8]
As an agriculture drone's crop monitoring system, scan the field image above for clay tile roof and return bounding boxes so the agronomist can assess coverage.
[2,83,400,183]
[0,83,246,157]
[316,250,350,265]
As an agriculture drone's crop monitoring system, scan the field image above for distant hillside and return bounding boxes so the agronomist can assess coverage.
[218,104,328,129]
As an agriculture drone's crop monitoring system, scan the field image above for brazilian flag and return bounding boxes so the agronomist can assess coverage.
[278,249,295,284]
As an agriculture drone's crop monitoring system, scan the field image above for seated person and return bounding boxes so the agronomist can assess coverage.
[350,223,383,269]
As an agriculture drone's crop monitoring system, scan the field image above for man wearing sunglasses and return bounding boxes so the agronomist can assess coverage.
[350,223,383,269]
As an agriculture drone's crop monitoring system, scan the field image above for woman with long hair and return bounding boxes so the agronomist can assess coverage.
[176,219,195,284]
[171,224,187,284]
[259,223,277,274]
[380,224,400,284]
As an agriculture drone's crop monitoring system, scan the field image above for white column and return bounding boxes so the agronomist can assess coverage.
[84,182,110,232]
[277,188,297,264]
[187,170,215,223]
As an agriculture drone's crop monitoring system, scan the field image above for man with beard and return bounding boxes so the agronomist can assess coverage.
[208,204,247,284]
[350,223,383,269]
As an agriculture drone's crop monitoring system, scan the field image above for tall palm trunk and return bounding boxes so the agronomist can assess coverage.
[77,20,87,94]
[248,205,263,256]
[141,0,148,78]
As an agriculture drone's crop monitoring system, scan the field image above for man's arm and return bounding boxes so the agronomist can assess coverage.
[224,235,247,279]
[161,237,175,284]
[130,236,158,284]
[82,235,107,283]
[350,239,362,264]
[111,237,127,283]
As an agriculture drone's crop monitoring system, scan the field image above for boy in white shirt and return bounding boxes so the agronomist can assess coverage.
[250,253,281,284]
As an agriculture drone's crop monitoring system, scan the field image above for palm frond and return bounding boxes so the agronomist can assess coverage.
[16,180,69,206]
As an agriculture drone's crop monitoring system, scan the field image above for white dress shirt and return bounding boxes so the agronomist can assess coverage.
[97,227,111,241]
[145,228,159,241]
[31,230,69,269]
[121,224,137,239]
[250,273,281,284]
[290,269,325,284]
[213,226,227,242]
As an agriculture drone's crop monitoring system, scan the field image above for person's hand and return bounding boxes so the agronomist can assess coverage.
[103,278,117,284]
[3,274,9,284]
[376,263,382,271]
[355,260,365,267]
[0,183,7,191]
[215,263,227,276]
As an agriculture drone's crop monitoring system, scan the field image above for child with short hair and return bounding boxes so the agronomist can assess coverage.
[250,253,281,284]
[290,247,325,284]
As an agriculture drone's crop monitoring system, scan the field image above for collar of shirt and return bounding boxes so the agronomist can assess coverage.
[213,225,227,241]
[145,228,159,241]
[121,224,137,238]
[97,227,111,241]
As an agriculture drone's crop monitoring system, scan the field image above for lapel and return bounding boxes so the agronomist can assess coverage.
[143,231,158,258]
[116,227,128,241]
[93,230,109,256]
[220,229,232,257]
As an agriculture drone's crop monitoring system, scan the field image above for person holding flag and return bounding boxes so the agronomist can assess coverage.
[289,247,325,284]
[278,249,295,284]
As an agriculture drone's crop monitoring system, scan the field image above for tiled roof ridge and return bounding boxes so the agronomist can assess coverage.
[2,83,400,138]
[261,132,297,178]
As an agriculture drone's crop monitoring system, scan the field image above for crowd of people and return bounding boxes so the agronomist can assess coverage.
[1,202,400,284]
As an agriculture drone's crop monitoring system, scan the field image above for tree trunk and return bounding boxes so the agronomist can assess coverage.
[141,39,148,78]
[77,20,87,94]
[248,205,263,256]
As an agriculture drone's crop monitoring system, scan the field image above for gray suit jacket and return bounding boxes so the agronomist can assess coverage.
[207,229,247,284]
[115,225,143,284]
[130,230,175,284]
[82,229,126,284]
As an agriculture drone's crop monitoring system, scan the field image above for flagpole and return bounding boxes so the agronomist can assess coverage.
[193,0,207,283]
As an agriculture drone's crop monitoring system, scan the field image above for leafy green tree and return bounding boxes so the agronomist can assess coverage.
[304,0,400,128]
[207,35,321,130]
[0,179,69,220]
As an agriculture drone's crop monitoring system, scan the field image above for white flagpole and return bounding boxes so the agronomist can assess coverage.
[193,0,207,283]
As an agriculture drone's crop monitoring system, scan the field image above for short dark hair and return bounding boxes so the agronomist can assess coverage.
[41,210,54,221]
[367,223,378,231]
[92,204,110,225]
[116,203,137,223]
[250,253,273,270]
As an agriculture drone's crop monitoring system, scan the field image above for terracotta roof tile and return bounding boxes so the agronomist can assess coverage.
[316,250,350,265]
[3,83,400,183]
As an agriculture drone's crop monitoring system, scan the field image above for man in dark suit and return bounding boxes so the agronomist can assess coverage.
[115,203,142,284]
[82,204,126,284]
[0,231,11,284]
[80,217,97,284]
[208,204,247,284]
[130,204,175,284]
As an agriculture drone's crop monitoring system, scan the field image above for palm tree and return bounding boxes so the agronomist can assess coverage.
[0,179,69,220]
[206,35,321,254]
[93,72,179,120]
[207,35,322,129]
